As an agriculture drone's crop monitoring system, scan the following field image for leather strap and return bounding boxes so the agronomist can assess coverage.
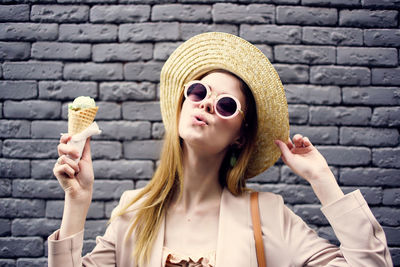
[250,192,266,267]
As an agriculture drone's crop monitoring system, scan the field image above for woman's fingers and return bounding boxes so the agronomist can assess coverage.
[58,155,80,173]
[80,137,92,162]
[60,134,72,144]
[54,161,76,179]
[57,143,80,158]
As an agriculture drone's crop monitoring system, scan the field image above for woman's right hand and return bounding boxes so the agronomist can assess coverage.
[53,134,94,200]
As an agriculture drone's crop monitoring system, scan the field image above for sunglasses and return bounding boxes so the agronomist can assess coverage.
[184,80,244,119]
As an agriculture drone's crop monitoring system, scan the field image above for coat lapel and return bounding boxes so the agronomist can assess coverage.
[145,214,165,267]
[215,188,257,267]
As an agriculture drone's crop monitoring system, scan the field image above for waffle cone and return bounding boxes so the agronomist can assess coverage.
[68,107,99,135]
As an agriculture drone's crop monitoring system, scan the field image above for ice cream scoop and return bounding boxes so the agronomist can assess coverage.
[68,96,96,111]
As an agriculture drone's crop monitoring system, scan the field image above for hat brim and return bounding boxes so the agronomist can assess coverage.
[160,32,289,178]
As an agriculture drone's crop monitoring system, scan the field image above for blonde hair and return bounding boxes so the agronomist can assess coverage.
[110,69,258,265]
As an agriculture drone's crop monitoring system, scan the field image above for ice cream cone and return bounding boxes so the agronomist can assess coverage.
[68,106,99,135]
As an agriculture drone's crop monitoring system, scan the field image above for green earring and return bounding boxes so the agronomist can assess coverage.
[230,154,237,168]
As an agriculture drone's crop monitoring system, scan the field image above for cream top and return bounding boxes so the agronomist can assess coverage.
[162,246,216,267]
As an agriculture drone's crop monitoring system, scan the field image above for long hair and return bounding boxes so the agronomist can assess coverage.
[110,69,258,265]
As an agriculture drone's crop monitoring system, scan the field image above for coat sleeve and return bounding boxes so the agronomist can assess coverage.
[47,191,131,267]
[277,189,393,267]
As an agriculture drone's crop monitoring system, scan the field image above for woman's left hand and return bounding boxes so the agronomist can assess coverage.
[274,134,332,184]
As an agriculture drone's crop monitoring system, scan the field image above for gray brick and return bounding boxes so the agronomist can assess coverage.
[31,120,67,139]
[310,106,371,126]
[90,102,119,120]
[0,120,30,138]
[373,147,400,168]
[383,226,400,246]
[302,0,360,7]
[0,159,30,178]
[255,184,319,204]
[383,188,400,206]
[91,141,122,160]
[310,66,370,85]
[0,179,11,197]
[275,45,335,64]
[213,4,274,24]
[0,81,37,100]
[240,25,301,44]
[119,22,179,42]
[82,240,96,257]
[361,0,400,8]
[0,42,30,60]
[153,4,211,22]
[0,259,15,267]
[39,81,97,100]
[122,101,161,121]
[152,122,165,139]
[0,219,11,236]
[293,205,328,225]
[342,86,400,106]
[340,167,400,187]
[364,29,400,47]
[180,23,238,40]
[32,42,91,60]
[124,140,163,160]
[96,121,150,141]
[90,5,150,23]
[255,44,273,61]
[135,180,148,189]
[31,5,89,22]
[92,180,133,200]
[100,82,156,101]
[288,104,308,124]
[0,5,29,22]
[84,220,108,239]
[64,63,123,81]
[124,62,163,82]
[93,159,153,179]
[3,140,58,159]
[12,219,60,237]
[0,23,58,41]
[337,47,397,67]
[285,84,340,105]
[58,0,115,3]
[12,180,64,199]
[93,43,152,62]
[274,64,309,83]
[0,237,43,257]
[154,42,182,60]
[318,146,371,166]
[371,207,400,226]
[3,100,60,119]
[372,67,400,86]
[339,9,398,28]
[371,107,400,127]
[105,200,119,218]
[46,200,104,219]
[0,199,45,218]
[340,127,399,147]
[3,62,62,80]
[59,24,117,42]
[342,187,382,205]
[277,6,337,26]
[303,27,363,46]
[16,258,47,267]
[250,166,280,183]
[290,126,338,145]
[31,160,56,179]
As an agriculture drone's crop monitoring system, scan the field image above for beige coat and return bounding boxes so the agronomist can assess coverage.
[48,188,393,267]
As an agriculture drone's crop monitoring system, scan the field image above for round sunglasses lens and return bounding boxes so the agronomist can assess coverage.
[187,83,207,102]
[216,97,237,117]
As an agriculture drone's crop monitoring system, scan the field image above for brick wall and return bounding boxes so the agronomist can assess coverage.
[0,0,399,266]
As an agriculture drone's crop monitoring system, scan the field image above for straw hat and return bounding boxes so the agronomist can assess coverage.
[160,32,289,178]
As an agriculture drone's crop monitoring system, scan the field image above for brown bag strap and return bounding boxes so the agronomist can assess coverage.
[250,192,266,267]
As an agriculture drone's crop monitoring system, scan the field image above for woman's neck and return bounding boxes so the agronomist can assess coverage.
[173,143,225,212]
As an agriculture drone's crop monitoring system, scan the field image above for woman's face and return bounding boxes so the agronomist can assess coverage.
[178,71,246,156]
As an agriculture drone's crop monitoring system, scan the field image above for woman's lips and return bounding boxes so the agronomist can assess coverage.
[193,115,208,126]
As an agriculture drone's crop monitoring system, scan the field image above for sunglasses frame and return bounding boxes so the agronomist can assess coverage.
[184,80,244,120]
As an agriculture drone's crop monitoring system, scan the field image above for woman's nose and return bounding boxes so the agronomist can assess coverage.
[199,96,214,114]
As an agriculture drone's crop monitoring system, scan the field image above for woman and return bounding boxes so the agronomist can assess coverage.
[48,32,393,266]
